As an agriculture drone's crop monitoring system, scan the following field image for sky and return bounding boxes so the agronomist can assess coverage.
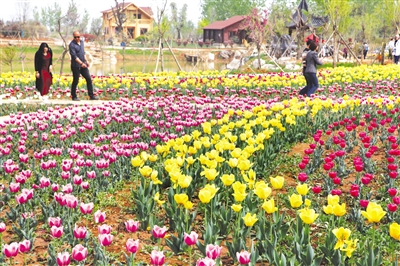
[0,0,201,24]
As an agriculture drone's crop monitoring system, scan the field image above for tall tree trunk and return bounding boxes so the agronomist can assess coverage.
[333,32,338,68]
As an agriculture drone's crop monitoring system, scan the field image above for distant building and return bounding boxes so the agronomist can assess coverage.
[101,2,153,39]
[203,16,247,44]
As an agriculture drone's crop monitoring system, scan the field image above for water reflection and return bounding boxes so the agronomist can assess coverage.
[89,60,228,75]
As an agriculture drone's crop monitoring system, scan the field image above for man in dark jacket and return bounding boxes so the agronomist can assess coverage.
[69,31,98,101]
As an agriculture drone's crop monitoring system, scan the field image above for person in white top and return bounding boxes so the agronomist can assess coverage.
[394,35,400,64]
[388,37,395,60]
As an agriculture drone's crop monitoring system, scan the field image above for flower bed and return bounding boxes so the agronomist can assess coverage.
[0,66,400,265]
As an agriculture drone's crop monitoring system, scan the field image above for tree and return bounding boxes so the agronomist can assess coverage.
[0,46,17,72]
[240,8,270,69]
[15,1,31,24]
[154,0,169,72]
[90,17,103,38]
[200,0,265,21]
[33,3,62,33]
[170,2,188,39]
[111,0,127,37]
[267,0,295,37]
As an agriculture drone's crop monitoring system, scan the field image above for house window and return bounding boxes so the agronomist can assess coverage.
[104,27,109,35]
[140,28,148,35]
[133,14,142,19]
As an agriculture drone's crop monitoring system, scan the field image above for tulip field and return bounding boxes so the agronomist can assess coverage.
[1,65,400,265]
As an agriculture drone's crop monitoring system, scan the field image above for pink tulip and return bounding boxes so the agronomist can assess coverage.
[98,224,112,234]
[73,225,87,239]
[80,202,94,215]
[9,182,20,193]
[98,233,114,246]
[57,251,70,266]
[71,244,88,262]
[184,231,198,246]
[62,184,73,194]
[15,193,28,204]
[94,210,106,223]
[86,171,96,179]
[125,219,140,233]
[152,225,167,239]
[19,239,31,253]
[206,244,222,260]
[64,194,78,208]
[236,250,251,265]
[73,175,83,185]
[48,217,62,227]
[81,181,90,190]
[150,250,165,266]
[126,239,140,254]
[21,188,33,200]
[52,184,59,192]
[0,222,6,233]
[51,226,64,238]
[3,242,19,258]
[196,257,216,266]
[39,177,51,188]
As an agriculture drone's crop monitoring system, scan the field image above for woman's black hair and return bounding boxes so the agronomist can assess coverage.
[309,41,318,51]
[38,42,50,53]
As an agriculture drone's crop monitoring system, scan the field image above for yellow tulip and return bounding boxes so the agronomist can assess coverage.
[327,194,340,206]
[298,208,318,224]
[270,176,284,189]
[237,159,252,171]
[198,188,212,204]
[186,156,196,165]
[232,191,247,202]
[140,151,149,161]
[340,239,358,258]
[332,227,351,250]
[254,181,272,200]
[204,184,219,198]
[177,175,192,188]
[289,194,303,208]
[242,213,258,227]
[202,122,212,134]
[148,154,158,162]
[232,181,246,193]
[153,192,165,206]
[361,202,386,223]
[200,168,219,181]
[390,222,400,241]
[220,174,235,186]
[323,205,333,215]
[296,183,309,196]
[184,201,193,210]
[139,166,153,177]
[231,204,242,213]
[333,203,346,217]
[131,156,143,167]
[227,158,238,168]
[305,199,311,207]
[262,199,278,214]
[174,194,188,205]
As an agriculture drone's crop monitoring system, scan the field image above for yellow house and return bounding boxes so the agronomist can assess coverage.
[101,2,153,39]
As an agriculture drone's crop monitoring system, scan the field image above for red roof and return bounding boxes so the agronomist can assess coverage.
[203,16,246,30]
[101,2,153,17]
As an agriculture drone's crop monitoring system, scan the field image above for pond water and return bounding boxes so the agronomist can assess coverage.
[89,59,229,76]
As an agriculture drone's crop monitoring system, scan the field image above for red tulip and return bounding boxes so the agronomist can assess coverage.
[360,200,369,208]
[388,188,397,197]
[388,203,398,212]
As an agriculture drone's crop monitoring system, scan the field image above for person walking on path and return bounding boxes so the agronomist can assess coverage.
[304,41,323,97]
[69,31,98,101]
[388,37,395,60]
[394,35,400,64]
[34,43,53,97]
[299,39,312,96]
[363,42,369,59]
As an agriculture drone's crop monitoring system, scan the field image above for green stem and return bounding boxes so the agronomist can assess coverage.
[189,247,192,266]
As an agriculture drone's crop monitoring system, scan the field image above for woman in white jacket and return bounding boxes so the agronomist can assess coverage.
[394,35,400,64]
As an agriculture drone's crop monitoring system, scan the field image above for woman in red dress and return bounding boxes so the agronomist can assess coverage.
[34,43,53,96]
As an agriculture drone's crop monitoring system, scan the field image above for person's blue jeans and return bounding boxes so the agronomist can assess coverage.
[304,72,319,97]
[71,66,94,98]
[299,69,311,96]
[395,55,400,64]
